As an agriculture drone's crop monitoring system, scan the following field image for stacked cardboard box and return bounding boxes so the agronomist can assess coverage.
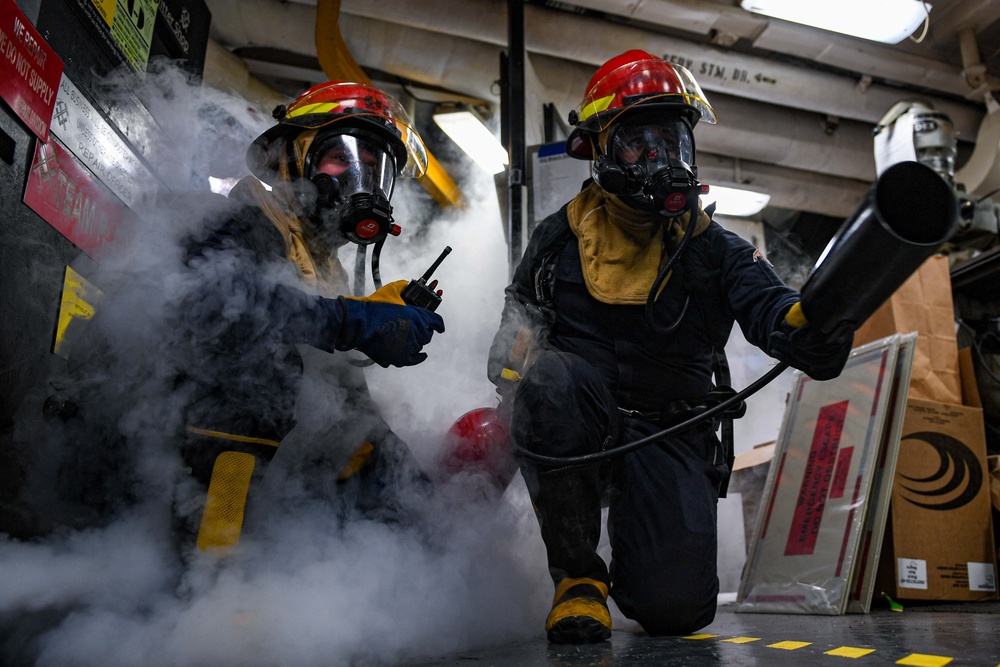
[855,256,998,602]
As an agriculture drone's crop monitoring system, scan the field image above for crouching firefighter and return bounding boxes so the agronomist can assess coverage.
[487,51,854,643]
[177,81,445,555]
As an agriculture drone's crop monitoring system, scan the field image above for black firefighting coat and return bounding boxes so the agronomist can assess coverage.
[488,202,801,414]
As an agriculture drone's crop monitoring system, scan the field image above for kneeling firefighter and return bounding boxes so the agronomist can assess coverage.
[486,51,854,643]
[174,81,445,554]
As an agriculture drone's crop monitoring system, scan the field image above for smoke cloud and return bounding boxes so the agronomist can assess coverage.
[1,59,799,664]
[1,60,552,666]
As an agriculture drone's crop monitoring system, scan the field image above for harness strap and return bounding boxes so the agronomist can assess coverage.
[712,347,740,498]
[618,399,693,424]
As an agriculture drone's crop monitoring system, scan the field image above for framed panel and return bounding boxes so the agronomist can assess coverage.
[846,333,916,613]
[737,335,907,614]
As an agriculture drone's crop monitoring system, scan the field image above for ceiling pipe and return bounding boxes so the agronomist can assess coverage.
[329,0,984,141]
[205,0,463,207]
[335,16,882,183]
[212,0,874,180]
[206,0,883,179]
[209,0,982,141]
[527,52,881,183]
[202,38,285,111]
[314,0,369,83]
[953,26,1000,197]
[958,26,1000,98]
[203,0,887,215]
[562,0,972,96]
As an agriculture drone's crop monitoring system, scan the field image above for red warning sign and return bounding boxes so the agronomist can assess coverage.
[784,400,848,556]
[0,0,63,141]
[23,137,133,260]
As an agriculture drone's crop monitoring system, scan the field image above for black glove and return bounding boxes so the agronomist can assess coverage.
[768,316,853,381]
[336,297,445,368]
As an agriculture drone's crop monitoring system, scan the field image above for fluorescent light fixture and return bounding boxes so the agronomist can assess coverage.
[433,110,509,174]
[740,0,930,44]
[701,185,771,217]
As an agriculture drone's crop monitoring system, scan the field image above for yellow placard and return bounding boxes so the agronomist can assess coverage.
[110,0,159,72]
[54,266,104,359]
[88,0,118,28]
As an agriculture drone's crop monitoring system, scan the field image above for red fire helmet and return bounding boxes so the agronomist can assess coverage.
[437,407,517,492]
[566,49,716,159]
[247,81,428,183]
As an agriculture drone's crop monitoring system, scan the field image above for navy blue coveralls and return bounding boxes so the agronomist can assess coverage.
[174,180,427,531]
[58,180,424,543]
[489,202,799,635]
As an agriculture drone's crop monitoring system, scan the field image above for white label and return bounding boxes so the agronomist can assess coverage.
[967,562,997,592]
[50,74,156,213]
[897,558,928,589]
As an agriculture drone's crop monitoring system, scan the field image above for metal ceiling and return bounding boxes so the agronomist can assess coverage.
[202,0,1000,224]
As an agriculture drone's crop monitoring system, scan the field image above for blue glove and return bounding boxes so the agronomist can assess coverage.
[336,297,445,368]
[768,316,853,381]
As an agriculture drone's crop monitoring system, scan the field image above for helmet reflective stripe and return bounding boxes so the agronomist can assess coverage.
[578,94,615,123]
[288,102,341,118]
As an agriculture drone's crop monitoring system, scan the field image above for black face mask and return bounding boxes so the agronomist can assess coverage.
[593,114,703,217]
[299,132,400,246]
[310,174,395,245]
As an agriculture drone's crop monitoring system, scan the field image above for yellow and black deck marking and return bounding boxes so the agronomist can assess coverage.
[895,655,953,667]
[683,633,957,665]
[768,640,812,650]
[825,646,876,658]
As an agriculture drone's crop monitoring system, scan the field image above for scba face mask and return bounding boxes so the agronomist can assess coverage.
[595,113,703,216]
[302,132,399,245]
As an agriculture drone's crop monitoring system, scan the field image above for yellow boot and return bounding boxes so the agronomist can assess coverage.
[545,577,612,644]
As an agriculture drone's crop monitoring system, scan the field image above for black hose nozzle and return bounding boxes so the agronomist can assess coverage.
[797,161,958,334]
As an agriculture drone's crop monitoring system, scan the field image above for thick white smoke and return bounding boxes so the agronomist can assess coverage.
[0,61,552,666]
[1,60,801,664]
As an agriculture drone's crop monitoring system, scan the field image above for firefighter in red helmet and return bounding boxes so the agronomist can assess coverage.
[162,81,447,554]
[487,51,853,643]
[246,81,429,247]
[54,81,444,557]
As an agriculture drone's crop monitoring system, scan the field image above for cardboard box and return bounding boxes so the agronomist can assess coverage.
[990,455,1000,565]
[853,256,962,405]
[876,398,998,602]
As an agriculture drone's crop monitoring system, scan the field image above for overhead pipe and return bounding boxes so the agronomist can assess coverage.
[335,17,883,184]
[958,25,1000,98]
[526,52,882,184]
[210,0,982,141]
[204,0,928,180]
[549,0,981,101]
[202,39,285,112]
[695,153,870,218]
[203,0,898,215]
[332,0,983,141]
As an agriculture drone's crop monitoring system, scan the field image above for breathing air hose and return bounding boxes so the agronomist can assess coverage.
[349,240,388,368]
[512,361,790,468]
[645,208,697,334]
